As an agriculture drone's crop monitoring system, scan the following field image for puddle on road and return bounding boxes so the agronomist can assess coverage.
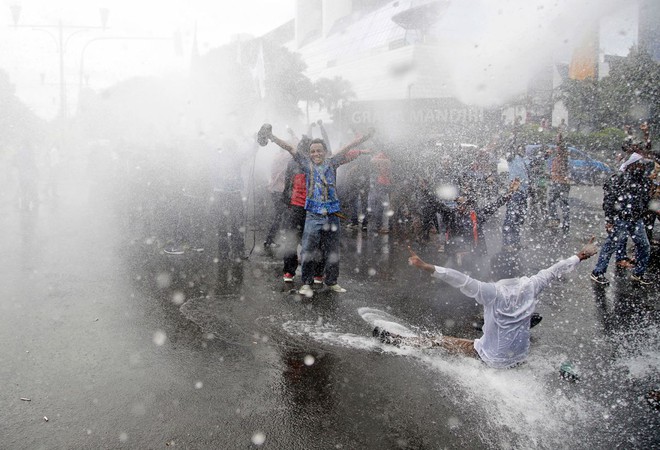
[282,307,659,448]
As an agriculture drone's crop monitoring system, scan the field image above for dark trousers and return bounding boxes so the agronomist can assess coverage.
[213,191,245,260]
[265,192,286,244]
[282,205,325,278]
[502,190,528,246]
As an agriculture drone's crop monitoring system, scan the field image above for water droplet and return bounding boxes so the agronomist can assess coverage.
[153,330,167,346]
[251,431,266,445]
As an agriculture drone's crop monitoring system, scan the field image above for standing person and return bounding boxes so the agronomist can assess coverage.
[280,135,323,283]
[14,139,39,211]
[421,179,520,266]
[590,153,652,285]
[527,146,549,225]
[501,145,529,249]
[209,137,258,261]
[638,122,659,244]
[368,146,392,234]
[266,126,375,295]
[547,135,571,233]
[342,154,371,231]
[263,148,290,249]
[373,241,598,368]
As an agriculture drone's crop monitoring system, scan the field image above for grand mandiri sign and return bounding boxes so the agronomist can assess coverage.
[344,99,486,126]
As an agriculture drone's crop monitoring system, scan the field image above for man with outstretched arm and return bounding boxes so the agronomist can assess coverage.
[375,240,598,369]
[264,125,375,295]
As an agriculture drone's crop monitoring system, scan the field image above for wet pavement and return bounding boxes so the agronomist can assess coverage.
[1,160,659,449]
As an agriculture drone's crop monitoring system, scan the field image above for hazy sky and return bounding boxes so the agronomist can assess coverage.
[0,0,639,118]
[1,0,295,118]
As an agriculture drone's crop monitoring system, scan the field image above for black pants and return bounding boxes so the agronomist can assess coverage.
[282,205,323,278]
[213,191,245,260]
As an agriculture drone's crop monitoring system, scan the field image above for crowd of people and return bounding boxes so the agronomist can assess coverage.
[108,119,659,297]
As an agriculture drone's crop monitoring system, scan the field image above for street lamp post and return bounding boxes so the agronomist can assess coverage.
[10,5,109,119]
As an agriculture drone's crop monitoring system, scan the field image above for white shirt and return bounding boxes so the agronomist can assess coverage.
[431,255,581,368]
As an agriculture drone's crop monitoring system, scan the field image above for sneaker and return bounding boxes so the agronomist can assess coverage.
[298,284,313,296]
[630,273,652,285]
[327,284,346,293]
[372,327,401,346]
[263,241,280,249]
[590,272,610,285]
[530,313,542,328]
[361,225,368,231]
[164,247,184,255]
[313,276,324,285]
[283,273,294,282]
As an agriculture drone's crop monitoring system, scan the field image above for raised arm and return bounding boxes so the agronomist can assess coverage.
[334,127,375,157]
[529,237,597,296]
[480,178,520,218]
[408,247,497,304]
[269,133,296,155]
[286,127,300,148]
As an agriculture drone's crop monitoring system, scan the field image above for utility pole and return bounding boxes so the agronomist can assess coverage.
[10,6,109,119]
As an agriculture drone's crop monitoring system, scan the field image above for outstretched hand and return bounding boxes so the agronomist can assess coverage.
[576,236,598,261]
[408,246,435,272]
[508,178,521,193]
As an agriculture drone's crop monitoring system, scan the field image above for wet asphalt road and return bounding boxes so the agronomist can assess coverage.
[1,161,659,449]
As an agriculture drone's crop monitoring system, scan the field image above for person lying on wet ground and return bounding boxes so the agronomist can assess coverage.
[373,240,598,369]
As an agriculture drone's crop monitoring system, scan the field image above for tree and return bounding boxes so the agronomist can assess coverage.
[599,47,660,128]
[0,69,44,152]
[559,47,660,132]
[314,76,355,117]
[558,78,599,132]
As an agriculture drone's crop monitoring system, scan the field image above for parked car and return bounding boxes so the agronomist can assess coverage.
[523,144,613,185]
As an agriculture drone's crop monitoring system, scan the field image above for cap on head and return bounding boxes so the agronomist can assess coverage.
[619,152,643,172]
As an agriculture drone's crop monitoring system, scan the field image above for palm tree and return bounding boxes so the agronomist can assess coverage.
[314,76,356,117]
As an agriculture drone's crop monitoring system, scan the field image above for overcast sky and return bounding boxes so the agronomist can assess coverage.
[0,0,295,118]
[0,0,639,119]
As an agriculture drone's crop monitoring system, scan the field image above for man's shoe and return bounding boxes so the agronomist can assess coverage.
[313,276,324,285]
[283,273,294,282]
[257,123,272,146]
[164,247,184,255]
[590,272,610,285]
[631,273,652,285]
[298,284,313,296]
[327,284,346,293]
[263,241,280,249]
[372,327,401,346]
[530,313,542,328]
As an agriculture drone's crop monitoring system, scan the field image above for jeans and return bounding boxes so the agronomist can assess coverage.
[300,213,341,285]
[547,182,571,228]
[368,184,391,229]
[502,190,527,246]
[593,218,650,276]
